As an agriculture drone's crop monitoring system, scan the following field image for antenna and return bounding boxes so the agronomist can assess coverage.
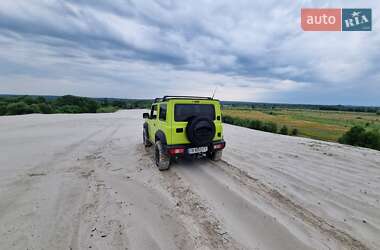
[211,86,218,99]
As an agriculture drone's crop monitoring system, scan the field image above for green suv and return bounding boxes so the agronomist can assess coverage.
[143,96,226,170]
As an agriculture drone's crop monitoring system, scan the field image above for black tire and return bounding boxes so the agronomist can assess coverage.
[154,141,170,171]
[143,128,152,147]
[210,150,222,161]
[186,116,216,146]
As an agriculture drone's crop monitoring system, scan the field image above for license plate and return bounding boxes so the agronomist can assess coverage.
[188,146,208,154]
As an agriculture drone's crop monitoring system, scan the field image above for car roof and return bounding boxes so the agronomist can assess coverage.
[153,96,220,103]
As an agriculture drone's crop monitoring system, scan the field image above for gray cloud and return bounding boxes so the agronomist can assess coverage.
[0,0,379,104]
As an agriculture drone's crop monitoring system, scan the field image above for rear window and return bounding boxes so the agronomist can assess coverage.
[174,104,215,122]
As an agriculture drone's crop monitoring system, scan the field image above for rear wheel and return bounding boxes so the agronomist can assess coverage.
[210,150,222,161]
[154,141,170,171]
[143,128,152,147]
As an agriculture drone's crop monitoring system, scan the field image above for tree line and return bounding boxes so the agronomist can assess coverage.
[222,115,298,136]
[338,126,380,151]
[222,102,380,114]
[0,95,152,116]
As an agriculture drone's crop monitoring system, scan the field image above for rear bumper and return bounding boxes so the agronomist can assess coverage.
[165,140,226,156]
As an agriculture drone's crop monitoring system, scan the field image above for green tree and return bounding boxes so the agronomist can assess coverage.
[54,95,99,113]
[36,96,46,103]
[362,130,380,150]
[101,98,109,106]
[262,122,277,133]
[38,103,54,114]
[0,104,7,115]
[291,128,299,136]
[57,105,82,113]
[338,127,380,151]
[112,100,127,109]
[338,126,366,146]
[6,102,34,115]
[20,96,35,105]
[30,104,41,113]
[222,115,233,124]
[248,120,262,130]
[280,125,288,135]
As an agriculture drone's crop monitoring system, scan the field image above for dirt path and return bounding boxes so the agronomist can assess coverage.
[0,110,379,249]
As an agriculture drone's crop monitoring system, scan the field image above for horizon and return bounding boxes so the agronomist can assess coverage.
[0,1,379,105]
[1,93,380,108]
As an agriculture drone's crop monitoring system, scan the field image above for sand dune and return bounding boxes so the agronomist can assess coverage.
[0,110,379,250]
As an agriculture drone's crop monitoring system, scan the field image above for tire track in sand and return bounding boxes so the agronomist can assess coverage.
[68,124,127,250]
[138,146,243,249]
[210,159,369,250]
[0,124,111,222]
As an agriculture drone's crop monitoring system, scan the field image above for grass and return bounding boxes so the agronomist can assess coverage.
[223,108,380,142]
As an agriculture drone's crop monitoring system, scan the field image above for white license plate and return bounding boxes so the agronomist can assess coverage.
[188,146,208,154]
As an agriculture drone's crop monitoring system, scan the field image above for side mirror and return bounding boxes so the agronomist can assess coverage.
[143,113,149,119]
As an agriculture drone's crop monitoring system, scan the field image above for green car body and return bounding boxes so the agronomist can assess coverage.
[143,96,225,170]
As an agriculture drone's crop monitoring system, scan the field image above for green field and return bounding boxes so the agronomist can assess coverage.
[223,108,380,142]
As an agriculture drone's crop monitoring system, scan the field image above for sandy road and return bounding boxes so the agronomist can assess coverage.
[0,110,380,250]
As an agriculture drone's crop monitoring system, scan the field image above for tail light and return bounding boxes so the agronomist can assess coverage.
[213,143,225,150]
[168,147,185,156]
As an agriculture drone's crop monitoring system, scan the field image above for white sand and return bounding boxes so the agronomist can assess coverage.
[0,110,379,250]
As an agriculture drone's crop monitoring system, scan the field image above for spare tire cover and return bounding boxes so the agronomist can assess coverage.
[186,116,215,146]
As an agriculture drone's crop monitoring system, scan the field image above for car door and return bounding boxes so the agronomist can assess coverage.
[148,104,158,141]
[157,103,171,144]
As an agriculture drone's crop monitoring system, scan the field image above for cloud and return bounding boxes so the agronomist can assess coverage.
[0,0,379,104]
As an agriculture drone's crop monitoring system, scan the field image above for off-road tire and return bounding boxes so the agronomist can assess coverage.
[143,128,152,147]
[186,116,216,146]
[154,141,170,171]
[210,150,222,161]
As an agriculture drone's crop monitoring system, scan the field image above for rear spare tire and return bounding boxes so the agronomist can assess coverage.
[186,116,216,146]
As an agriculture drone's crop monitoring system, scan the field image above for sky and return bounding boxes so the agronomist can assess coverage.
[0,0,379,105]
